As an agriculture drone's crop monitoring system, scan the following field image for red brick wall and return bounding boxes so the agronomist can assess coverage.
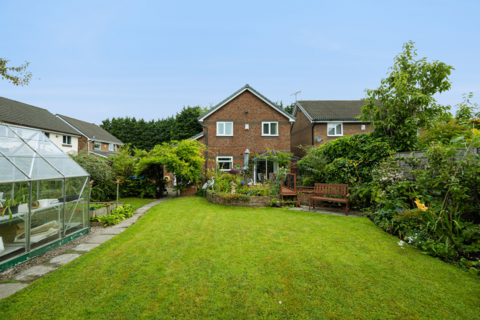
[78,136,89,152]
[290,108,374,157]
[180,185,197,196]
[312,123,374,148]
[290,108,314,157]
[201,90,291,171]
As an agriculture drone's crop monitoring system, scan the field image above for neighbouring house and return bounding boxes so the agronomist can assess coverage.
[290,100,373,157]
[0,96,82,154]
[192,84,296,182]
[56,114,124,158]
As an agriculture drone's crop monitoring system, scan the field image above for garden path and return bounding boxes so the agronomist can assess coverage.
[0,192,175,301]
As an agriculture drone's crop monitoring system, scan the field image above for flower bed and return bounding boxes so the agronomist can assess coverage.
[206,190,279,207]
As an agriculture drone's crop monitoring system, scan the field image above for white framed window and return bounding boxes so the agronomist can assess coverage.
[262,122,278,136]
[327,123,343,136]
[109,143,114,151]
[217,122,233,136]
[62,135,72,145]
[217,156,233,171]
[94,142,101,150]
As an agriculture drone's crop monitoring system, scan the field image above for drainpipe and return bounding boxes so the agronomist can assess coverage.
[200,123,208,173]
[311,123,317,147]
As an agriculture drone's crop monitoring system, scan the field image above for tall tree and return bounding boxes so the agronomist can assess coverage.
[277,101,295,115]
[359,41,454,151]
[0,58,32,86]
[170,106,204,140]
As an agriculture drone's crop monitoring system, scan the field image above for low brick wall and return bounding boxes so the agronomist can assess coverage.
[181,185,198,197]
[206,190,279,207]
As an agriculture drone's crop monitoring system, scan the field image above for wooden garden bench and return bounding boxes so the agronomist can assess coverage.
[309,183,350,215]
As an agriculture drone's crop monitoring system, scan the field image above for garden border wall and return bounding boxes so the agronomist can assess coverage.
[206,190,279,207]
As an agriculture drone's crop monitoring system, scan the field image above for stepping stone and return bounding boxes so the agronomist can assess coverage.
[49,253,82,265]
[102,228,125,235]
[72,243,100,252]
[14,265,58,282]
[113,221,134,228]
[85,235,114,244]
[0,283,28,300]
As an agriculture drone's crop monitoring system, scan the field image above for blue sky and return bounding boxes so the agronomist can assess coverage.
[1,0,479,124]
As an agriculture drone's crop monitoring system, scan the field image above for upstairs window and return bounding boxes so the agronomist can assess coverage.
[62,135,72,145]
[217,156,233,171]
[327,123,343,136]
[262,122,278,136]
[217,122,233,136]
[94,143,100,150]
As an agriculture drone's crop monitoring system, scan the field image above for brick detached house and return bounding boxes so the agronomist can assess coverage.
[56,114,124,158]
[290,100,373,157]
[0,96,82,153]
[193,84,296,181]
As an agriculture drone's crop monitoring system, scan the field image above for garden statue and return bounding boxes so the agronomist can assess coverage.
[230,181,236,194]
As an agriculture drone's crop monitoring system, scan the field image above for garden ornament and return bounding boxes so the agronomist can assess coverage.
[230,181,236,194]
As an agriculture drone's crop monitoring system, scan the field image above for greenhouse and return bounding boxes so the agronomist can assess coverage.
[0,124,90,271]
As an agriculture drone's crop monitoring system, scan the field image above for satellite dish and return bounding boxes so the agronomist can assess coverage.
[316,136,323,142]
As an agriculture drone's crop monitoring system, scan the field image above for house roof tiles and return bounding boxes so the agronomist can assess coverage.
[57,114,124,144]
[296,100,367,121]
[0,96,81,135]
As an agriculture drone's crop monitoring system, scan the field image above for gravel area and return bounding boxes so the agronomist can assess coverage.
[0,226,104,283]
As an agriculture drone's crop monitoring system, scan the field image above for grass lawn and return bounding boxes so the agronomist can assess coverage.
[118,197,156,212]
[1,197,479,319]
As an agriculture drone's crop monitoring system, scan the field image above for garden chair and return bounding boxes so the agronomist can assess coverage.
[309,183,350,215]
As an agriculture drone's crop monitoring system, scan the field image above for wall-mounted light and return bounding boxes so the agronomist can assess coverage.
[245,124,249,130]
[361,125,366,130]
[245,110,249,113]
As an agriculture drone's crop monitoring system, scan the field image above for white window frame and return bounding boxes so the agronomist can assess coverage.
[109,143,114,151]
[327,122,343,137]
[94,142,101,150]
[216,122,233,136]
[216,156,233,171]
[62,135,72,145]
[262,122,278,136]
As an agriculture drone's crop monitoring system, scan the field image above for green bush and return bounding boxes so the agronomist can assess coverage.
[369,144,480,262]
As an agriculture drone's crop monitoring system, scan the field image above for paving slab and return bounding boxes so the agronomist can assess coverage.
[113,221,135,228]
[14,265,58,282]
[0,283,28,300]
[72,243,100,252]
[102,228,126,235]
[49,253,82,265]
[85,234,115,244]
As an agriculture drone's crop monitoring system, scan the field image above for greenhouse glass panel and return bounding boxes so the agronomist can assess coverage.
[0,182,29,263]
[0,154,29,182]
[64,177,89,236]
[0,124,90,271]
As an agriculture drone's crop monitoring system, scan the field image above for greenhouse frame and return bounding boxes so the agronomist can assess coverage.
[0,123,90,271]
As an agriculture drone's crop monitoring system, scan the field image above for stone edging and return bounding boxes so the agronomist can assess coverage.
[206,189,279,207]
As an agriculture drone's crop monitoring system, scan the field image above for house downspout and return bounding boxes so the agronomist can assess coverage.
[200,123,208,173]
[311,123,316,147]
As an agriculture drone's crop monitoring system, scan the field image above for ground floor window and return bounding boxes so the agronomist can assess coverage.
[94,143,100,150]
[217,156,233,171]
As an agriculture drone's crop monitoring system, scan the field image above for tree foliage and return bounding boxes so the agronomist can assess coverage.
[101,106,205,151]
[136,139,205,190]
[0,58,33,86]
[277,101,295,115]
[359,41,454,151]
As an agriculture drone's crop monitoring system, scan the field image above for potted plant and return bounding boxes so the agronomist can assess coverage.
[1,198,19,219]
